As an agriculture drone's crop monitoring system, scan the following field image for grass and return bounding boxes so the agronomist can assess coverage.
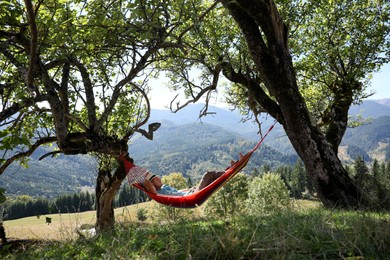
[2,200,390,259]
[3,201,155,240]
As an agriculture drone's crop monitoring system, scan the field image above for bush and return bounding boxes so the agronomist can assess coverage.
[136,208,148,221]
[246,173,291,216]
[205,173,249,220]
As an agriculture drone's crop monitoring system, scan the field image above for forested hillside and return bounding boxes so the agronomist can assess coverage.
[0,122,296,198]
[0,148,97,198]
[150,100,390,162]
[341,116,390,162]
[0,100,388,198]
[128,122,296,179]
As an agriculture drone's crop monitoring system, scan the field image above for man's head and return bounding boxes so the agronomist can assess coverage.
[150,175,163,189]
[144,173,163,190]
[145,172,156,181]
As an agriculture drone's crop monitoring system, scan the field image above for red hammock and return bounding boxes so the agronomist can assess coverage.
[122,124,274,208]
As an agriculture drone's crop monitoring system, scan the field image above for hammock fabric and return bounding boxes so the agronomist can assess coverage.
[121,124,275,208]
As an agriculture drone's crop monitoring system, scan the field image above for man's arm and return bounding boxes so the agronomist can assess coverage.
[143,179,157,194]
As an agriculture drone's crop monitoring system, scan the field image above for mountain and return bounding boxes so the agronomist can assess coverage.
[0,148,97,199]
[128,122,296,179]
[149,104,260,135]
[149,100,390,162]
[150,99,390,132]
[340,116,390,162]
[0,122,296,198]
[349,99,390,118]
[0,99,388,198]
[373,98,390,107]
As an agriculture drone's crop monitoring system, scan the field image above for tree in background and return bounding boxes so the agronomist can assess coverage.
[350,156,390,207]
[246,173,291,216]
[205,173,249,220]
[117,184,147,207]
[373,160,390,208]
[289,160,306,199]
[162,173,187,190]
[354,156,369,183]
[160,0,389,209]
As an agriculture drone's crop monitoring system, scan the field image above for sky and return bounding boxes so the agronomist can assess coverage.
[149,63,390,110]
[369,62,390,100]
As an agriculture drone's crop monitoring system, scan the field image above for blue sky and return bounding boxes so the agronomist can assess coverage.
[150,63,390,109]
[369,62,390,100]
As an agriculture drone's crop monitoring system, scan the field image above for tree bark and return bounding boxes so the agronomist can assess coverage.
[95,161,127,230]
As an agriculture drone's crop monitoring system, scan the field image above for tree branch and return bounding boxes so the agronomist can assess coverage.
[220,62,284,123]
[123,83,151,140]
[59,62,70,127]
[0,94,49,122]
[177,0,220,43]
[0,42,29,81]
[23,0,39,94]
[94,47,156,132]
[68,57,97,130]
[38,151,62,160]
[37,59,69,146]
[169,62,223,115]
[219,0,273,86]
[0,136,57,175]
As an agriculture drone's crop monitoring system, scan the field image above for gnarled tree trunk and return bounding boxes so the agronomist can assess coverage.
[220,0,364,208]
[95,161,127,230]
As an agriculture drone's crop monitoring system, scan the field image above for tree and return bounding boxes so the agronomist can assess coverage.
[372,159,380,178]
[354,156,369,180]
[289,160,306,199]
[0,0,216,229]
[0,0,152,230]
[161,0,389,208]
[117,183,146,207]
[205,173,249,220]
[162,172,187,190]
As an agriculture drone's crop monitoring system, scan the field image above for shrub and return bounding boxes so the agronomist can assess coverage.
[136,208,148,221]
[205,173,249,220]
[246,173,291,216]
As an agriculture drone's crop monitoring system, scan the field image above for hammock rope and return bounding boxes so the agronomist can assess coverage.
[120,122,276,208]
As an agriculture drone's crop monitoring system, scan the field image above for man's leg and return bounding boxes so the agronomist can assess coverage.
[197,171,224,190]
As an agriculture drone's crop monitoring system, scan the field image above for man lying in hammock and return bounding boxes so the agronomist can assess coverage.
[141,153,244,196]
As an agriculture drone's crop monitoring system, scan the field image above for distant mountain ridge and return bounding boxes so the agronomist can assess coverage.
[149,99,390,162]
[150,99,390,134]
[0,99,388,198]
[373,98,390,107]
[349,99,390,118]
[128,122,296,178]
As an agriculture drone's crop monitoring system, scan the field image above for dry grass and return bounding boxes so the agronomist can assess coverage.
[3,201,154,241]
[3,200,318,241]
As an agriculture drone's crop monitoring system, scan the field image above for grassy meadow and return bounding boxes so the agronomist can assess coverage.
[3,202,155,240]
[1,200,390,259]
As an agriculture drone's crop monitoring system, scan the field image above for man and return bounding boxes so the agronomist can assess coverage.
[142,153,244,196]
